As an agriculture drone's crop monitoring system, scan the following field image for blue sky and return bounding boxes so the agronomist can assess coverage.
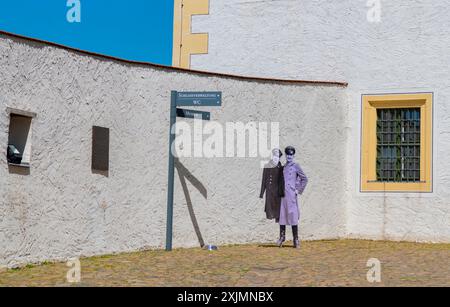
[0,0,174,65]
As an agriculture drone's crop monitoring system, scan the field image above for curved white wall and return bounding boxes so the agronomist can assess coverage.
[0,34,347,267]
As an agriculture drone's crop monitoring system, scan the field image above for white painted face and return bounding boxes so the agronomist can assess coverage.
[271,154,280,165]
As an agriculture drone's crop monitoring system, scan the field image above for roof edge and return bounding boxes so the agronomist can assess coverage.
[0,30,348,87]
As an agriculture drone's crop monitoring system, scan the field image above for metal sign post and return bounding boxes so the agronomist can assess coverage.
[165,91,222,251]
[165,91,177,251]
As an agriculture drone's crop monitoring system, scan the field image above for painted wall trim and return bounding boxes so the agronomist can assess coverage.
[360,93,433,192]
[172,0,209,69]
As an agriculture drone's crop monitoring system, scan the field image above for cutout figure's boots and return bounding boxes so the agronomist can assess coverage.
[277,225,286,247]
[292,225,300,248]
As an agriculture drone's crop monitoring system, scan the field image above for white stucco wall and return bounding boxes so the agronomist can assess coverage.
[0,34,347,267]
[2,0,448,268]
[191,0,450,242]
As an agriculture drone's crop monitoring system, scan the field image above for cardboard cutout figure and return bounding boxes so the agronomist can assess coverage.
[260,149,285,221]
[278,146,308,248]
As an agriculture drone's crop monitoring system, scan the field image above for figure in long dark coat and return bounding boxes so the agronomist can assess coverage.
[260,149,285,222]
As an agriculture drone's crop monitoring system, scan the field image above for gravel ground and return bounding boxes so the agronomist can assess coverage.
[0,240,448,287]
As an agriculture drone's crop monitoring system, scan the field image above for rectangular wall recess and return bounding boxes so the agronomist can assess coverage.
[92,126,110,172]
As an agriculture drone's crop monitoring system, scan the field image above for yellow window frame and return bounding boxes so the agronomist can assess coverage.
[361,93,433,192]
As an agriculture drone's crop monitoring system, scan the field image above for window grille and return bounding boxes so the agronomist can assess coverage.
[376,108,420,182]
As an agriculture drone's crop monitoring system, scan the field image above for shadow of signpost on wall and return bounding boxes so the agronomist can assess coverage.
[175,158,207,248]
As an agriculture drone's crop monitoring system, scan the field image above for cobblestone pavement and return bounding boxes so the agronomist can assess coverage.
[0,240,448,287]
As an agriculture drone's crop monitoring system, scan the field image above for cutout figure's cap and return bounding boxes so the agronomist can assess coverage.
[285,146,296,155]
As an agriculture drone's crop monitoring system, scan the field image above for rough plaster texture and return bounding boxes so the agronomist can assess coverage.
[192,0,450,243]
[2,0,449,267]
[0,34,347,267]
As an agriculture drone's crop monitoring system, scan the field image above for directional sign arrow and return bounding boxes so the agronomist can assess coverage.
[176,91,222,107]
[176,108,211,120]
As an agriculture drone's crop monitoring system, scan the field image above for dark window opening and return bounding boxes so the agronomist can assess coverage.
[7,114,33,167]
[92,126,109,172]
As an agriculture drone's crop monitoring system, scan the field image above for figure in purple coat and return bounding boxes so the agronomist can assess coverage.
[277,146,308,248]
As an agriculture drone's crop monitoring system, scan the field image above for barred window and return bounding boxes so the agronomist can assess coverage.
[376,108,420,182]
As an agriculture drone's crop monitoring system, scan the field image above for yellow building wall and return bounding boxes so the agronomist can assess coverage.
[172,0,209,69]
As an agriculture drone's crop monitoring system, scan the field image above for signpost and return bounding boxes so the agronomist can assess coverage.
[165,91,221,251]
